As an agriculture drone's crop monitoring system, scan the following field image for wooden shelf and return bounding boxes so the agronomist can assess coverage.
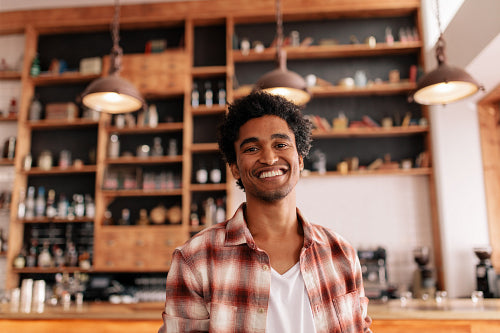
[190,183,227,191]
[0,115,18,122]
[232,41,422,62]
[12,267,93,274]
[18,217,94,224]
[101,189,183,197]
[25,165,97,175]
[233,81,416,99]
[191,105,226,116]
[302,167,432,177]
[105,155,183,165]
[100,224,184,231]
[0,158,15,166]
[106,122,183,134]
[27,118,99,130]
[0,70,22,80]
[312,125,428,138]
[191,66,227,78]
[191,143,219,153]
[31,72,101,86]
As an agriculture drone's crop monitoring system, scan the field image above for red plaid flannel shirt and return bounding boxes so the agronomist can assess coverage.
[160,204,372,333]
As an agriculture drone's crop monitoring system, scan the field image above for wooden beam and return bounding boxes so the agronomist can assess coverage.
[0,0,420,34]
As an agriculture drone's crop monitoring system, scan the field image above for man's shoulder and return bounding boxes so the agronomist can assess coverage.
[307,222,357,256]
[176,221,229,255]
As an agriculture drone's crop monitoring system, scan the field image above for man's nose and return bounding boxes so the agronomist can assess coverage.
[260,147,278,165]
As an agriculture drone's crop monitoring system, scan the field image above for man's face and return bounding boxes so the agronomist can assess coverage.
[230,115,303,202]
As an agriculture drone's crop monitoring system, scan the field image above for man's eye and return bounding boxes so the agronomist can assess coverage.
[243,146,258,153]
[275,143,288,149]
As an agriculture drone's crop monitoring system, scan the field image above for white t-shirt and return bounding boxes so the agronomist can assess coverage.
[266,262,317,333]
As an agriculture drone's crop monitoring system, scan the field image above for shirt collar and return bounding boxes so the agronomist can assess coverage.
[224,203,326,248]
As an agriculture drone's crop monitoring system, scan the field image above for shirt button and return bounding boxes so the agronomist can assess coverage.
[262,265,269,271]
[258,308,265,313]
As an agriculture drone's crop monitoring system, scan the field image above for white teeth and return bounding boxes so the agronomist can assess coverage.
[259,170,284,179]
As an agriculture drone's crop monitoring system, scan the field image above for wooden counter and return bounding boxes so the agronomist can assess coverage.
[1,299,500,332]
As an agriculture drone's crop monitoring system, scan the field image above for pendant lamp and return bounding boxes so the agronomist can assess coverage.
[81,0,144,114]
[412,0,482,105]
[254,0,310,105]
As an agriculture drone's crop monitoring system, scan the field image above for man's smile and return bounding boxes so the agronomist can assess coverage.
[259,169,285,179]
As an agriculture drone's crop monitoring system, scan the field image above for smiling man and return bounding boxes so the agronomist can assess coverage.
[159,92,372,333]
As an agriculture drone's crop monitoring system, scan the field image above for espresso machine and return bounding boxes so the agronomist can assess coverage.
[411,246,436,299]
[358,247,393,299]
[474,247,498,298]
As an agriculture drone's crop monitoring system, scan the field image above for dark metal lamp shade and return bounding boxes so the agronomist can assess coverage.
[412,62,482,105]
[255,67,311,105]
[81,73,144,114]
[412,35,482,105]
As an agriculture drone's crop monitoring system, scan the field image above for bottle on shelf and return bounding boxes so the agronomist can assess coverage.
[118,208,131,225]
[202,197,216,226]
[73,194,85,218]
[38,241,53,268]
[17,187,26,219]
[46,189,57,218]
[209,161,222,184]
[218,81,226,106]
[103,209,114,226]
[151,136,164,156]
[190,203,200,226]
[25,186,36,219]
[13,247,27,269]
[136,209,150,225]
[57,193,69,219]
[26,238,38,267]
[85,194,95,219]
[8,98,17,117]
[28,94,42,121]
[148,104,159,128]
[65,241,78,267]
[53,244,65,267]
[196,162,208,184]
[30,53,40,77]
[168,138,178,156]
[108,133,120,158]
[191,82,199,108]
[215,198,226,224]
[35,186,46,217]
[204,81,213,107]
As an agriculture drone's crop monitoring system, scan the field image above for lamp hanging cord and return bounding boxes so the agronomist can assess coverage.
[433,0,446,65]
[275,0,287,70]
[109,0,123,75]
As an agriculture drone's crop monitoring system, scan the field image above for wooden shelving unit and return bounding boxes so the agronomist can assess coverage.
[2,0,442,290]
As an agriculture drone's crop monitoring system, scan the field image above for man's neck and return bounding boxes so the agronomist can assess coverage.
[244,194,300,241]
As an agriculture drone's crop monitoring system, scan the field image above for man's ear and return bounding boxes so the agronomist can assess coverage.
[299,155,304,171]
[230,163,240,180]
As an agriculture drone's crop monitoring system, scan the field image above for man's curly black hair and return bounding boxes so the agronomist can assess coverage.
[217,91,312,189]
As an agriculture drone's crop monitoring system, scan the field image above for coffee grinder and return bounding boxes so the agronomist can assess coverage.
[474,246,498,298]
[411,246,436,299]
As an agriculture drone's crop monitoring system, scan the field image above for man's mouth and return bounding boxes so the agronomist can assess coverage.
[259,169,285,179]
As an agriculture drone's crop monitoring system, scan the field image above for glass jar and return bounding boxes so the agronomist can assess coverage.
[38,150,53,170]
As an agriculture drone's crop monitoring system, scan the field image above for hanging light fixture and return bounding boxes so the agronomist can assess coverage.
[254,0,310,105]
[81,0,144,114]
[412,0,483,105]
